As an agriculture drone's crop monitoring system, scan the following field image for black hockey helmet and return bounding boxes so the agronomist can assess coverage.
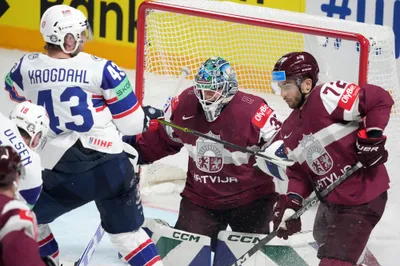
[271,51,320,93]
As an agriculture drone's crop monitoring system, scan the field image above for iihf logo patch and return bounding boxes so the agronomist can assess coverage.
[87,136,112,148]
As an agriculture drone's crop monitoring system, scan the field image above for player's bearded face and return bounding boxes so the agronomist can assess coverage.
[278,80,302,109]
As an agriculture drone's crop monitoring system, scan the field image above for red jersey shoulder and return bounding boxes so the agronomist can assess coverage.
[338,82,360,111]
[228,91,275,129]
[0,195,38,240]
[232,91,265,107]
[228,91,272,127]
[318,80,361,113]
[0,195,32,218]
[251,102,274,128]
[169,87,196,113]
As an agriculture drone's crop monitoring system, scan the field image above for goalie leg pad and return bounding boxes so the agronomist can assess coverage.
[109,228,163,266]
[38,224,60,265]
[143,218,212,266]
[215,230,317,266]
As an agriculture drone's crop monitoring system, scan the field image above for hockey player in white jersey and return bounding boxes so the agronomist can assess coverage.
[3,4,163,266]
[0,101,49,209]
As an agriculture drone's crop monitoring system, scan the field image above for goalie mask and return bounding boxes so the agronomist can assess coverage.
[40,5,93,54]
[194,57,238,122]
[10,102,50,151]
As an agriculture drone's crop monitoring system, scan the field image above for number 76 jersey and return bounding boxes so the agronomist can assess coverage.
[4,52,145,169]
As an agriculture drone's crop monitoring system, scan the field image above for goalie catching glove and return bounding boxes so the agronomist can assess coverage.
[143,105,165,132]
[356,129,388,168]
[272,193,303,240]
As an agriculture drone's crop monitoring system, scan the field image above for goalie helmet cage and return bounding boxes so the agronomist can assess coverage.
[135,0,400,198]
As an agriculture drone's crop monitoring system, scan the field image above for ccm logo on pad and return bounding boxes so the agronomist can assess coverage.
[339,83,360,111]
[252,103,273,128]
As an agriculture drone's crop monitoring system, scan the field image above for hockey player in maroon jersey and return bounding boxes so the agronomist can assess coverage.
[126,57,284,250]
[266,51,394,266]
[0,146,55,266]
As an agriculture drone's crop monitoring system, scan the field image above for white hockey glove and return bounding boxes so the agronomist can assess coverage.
[254,140,291,180]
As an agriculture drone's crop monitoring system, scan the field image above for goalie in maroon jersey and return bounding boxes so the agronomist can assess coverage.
[126,57,286,250]
[266,51,394,266]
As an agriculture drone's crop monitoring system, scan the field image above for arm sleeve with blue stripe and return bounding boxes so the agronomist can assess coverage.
[101,60,145,135]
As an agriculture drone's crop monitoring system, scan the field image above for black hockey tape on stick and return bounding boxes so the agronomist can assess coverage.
[231,161,363,266]
[158,119,294,166]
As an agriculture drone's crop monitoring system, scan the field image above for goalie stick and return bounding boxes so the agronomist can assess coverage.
[163,66,191,111]
[158,119,294,166]
[231,161,363,266]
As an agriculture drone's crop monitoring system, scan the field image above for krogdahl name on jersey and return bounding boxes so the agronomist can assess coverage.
[28,68,90,85]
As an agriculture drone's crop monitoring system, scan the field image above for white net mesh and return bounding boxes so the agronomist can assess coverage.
[138,0,400,201]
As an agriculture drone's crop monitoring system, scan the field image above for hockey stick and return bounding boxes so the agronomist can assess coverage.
[74,223,105,266]
[163,67,191,111]
[61,223,105,266]
[158,119,294,166]
[231,161,363,266]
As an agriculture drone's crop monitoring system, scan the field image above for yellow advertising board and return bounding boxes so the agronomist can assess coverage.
[0,0,305,69]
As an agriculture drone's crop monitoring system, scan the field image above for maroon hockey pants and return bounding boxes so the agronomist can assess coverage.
[313,191,387,264]
[175,194,277,250]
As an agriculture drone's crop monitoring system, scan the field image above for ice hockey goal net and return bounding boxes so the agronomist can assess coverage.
[135,0,400,200]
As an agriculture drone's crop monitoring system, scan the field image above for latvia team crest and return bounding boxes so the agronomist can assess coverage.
[196,131,224,173]
[300,134,333,175]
